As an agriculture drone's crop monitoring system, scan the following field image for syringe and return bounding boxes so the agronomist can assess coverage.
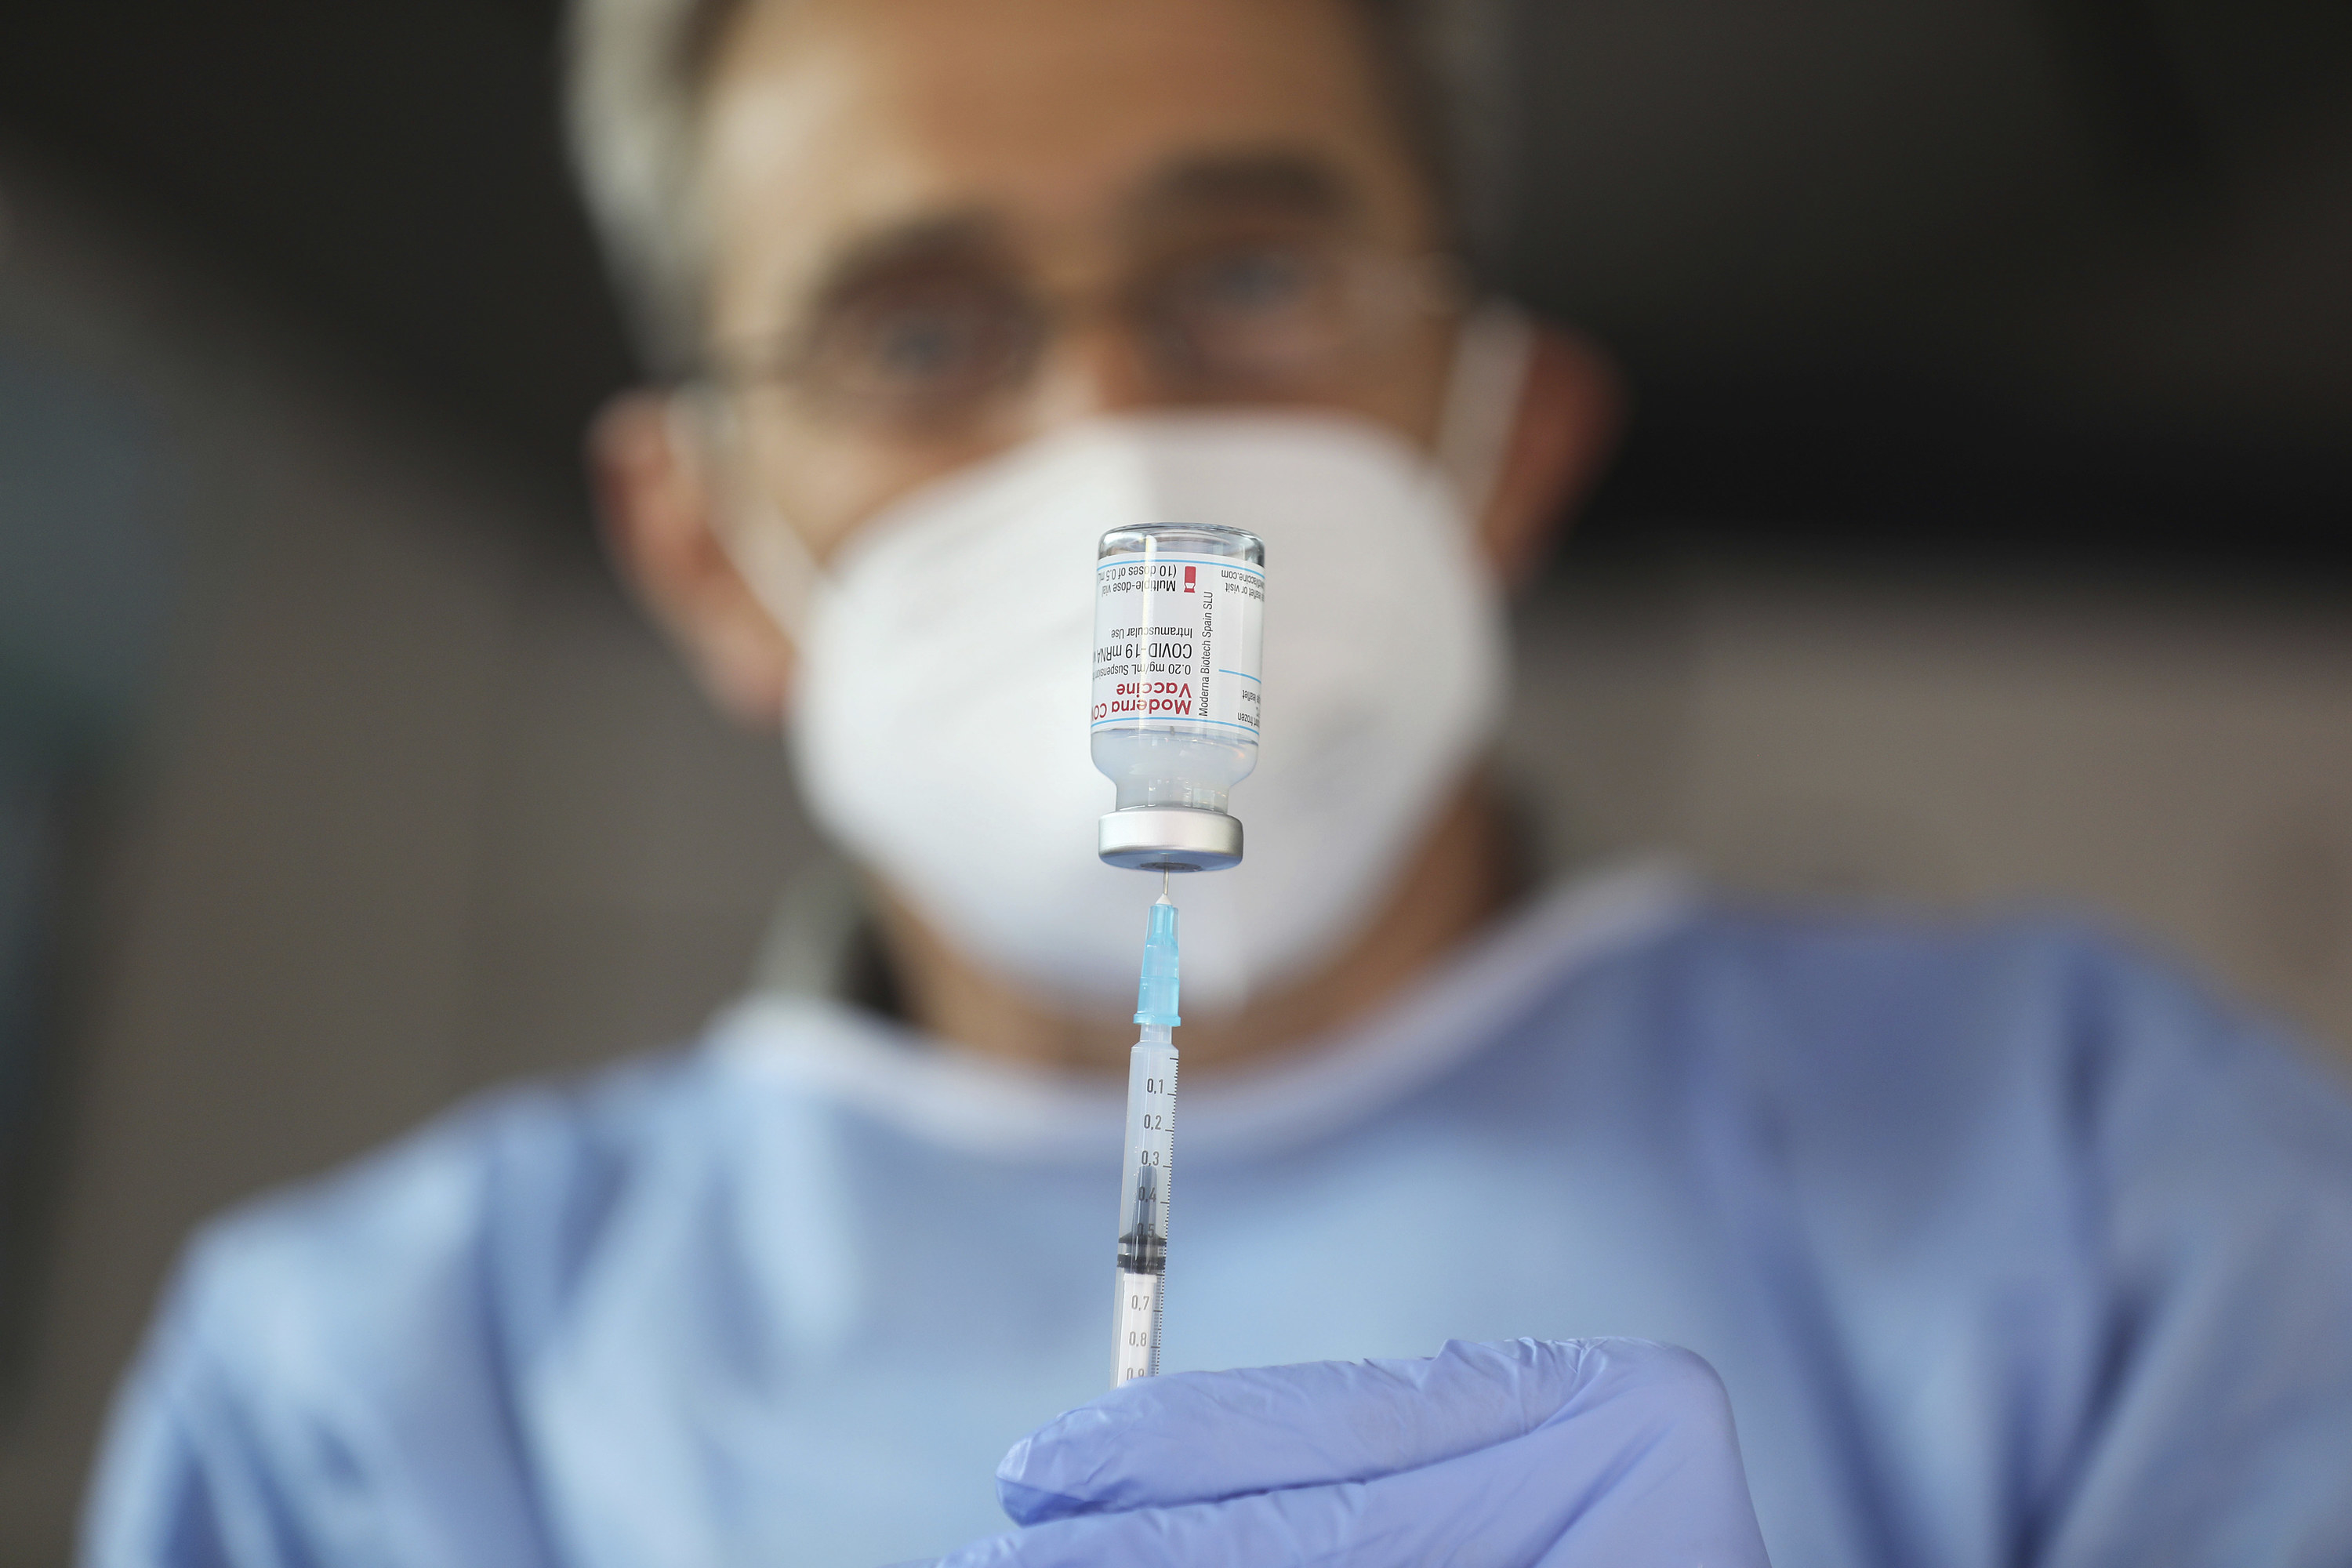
[1113,880,1181,1385]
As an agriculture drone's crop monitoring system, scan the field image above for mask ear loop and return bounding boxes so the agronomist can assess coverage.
[665,383,833,643]
[1432,299,1537,528]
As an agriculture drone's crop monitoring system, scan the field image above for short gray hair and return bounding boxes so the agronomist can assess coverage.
[564,0,1512,377]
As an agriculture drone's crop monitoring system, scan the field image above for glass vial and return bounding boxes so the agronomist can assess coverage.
[1090,523,1265,871]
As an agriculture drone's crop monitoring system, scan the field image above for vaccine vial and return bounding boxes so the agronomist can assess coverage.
[1091,523,1265,871]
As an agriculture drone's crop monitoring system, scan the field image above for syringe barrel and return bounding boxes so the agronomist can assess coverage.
[1114,1270,1162,1386]
[1112,1035,1178,1385]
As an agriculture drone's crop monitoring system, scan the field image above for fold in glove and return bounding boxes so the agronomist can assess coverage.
[935,1338,1771,1566]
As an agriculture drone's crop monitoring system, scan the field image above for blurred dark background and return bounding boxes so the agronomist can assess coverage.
[2,2,2350,1561]
[3,0,2348,569]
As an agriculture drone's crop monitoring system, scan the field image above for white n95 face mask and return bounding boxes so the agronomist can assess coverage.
[757,313,1524,1013]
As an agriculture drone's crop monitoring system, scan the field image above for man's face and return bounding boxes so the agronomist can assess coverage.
[696,0,1458,564]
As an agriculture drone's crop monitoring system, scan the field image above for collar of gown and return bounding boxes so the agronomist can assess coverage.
[709,859,1696,1167]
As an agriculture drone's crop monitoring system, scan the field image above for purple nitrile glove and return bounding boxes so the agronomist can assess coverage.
[933,1337,1771,1566]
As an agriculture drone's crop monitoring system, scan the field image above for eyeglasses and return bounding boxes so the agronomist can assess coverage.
[699,236,1461,437]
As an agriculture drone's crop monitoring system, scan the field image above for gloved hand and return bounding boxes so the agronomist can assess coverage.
[935,1338,1770,1566]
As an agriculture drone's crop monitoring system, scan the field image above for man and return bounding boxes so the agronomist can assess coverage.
[83,0,2352,1563]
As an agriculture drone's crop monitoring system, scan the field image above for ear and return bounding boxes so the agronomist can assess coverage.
[1475,323,1626,586]
[587,390,797,729]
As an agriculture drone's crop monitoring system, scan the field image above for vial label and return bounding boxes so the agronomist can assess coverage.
[1091,554,1265,741]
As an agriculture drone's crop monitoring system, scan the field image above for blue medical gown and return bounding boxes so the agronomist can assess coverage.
[82,873,2352,1566]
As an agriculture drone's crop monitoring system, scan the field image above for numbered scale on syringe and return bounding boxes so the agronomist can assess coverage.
[1113,1040,1178,1384]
